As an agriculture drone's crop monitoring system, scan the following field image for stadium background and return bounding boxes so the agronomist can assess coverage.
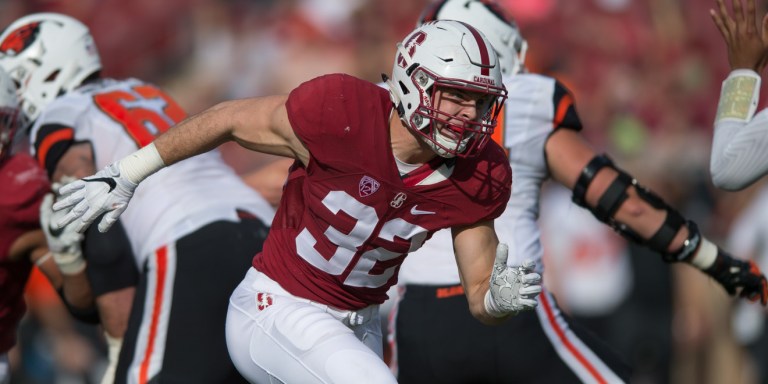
[1,0,766,383]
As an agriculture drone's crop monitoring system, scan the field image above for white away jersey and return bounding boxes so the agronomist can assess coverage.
[30,78,275,263]
[398,73,582,285]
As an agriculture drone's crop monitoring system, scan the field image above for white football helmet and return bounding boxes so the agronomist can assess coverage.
[0,67,20,163]
[0,13,101,123]
[418,0,528,76]
[387,20,507,158]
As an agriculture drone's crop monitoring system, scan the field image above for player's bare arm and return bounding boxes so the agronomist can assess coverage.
[155,95,309,166]
[52,143,96,182]
[546,129,685,247]
[452,221,498,324]
[53,95,308,233]
[710,0,768,72]
[453,221,542,324]
[53,143,131,337]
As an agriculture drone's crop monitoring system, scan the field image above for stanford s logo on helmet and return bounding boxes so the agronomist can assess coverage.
[0,13,102,123]
[418,0,528,76]
[405,31,427,58]
[386,20,507,159]
[398,31,427,69]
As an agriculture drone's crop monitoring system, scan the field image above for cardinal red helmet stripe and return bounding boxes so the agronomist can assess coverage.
[458,22,490,76]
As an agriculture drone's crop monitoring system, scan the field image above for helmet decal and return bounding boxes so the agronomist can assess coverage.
[0,13,102,122]
[405,31,427,58]
[0,22,40,56]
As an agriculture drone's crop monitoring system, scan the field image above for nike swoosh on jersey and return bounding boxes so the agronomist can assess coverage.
[83,177,117,193]
[410,205,435,215]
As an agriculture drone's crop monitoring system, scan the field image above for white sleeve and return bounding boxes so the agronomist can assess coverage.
[711,109,768,190]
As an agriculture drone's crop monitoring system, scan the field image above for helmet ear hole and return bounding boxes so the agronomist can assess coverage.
[397,81,409,95]
[44,69,60,82]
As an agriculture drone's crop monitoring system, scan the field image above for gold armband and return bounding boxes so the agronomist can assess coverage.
[716,70,760,122]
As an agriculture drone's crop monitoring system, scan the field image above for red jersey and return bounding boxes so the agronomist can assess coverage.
[253,74,511,309]
[0,153,49,353]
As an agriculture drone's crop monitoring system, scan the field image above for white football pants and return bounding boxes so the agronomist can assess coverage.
[226,268,396,384]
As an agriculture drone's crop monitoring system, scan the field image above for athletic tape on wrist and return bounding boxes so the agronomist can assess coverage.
[716,69,761,123]
[55,252,86,275]
[690,237,718,270]
[119,142,166,184]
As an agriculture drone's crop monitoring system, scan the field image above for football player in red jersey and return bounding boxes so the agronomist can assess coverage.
[0,65,52,383]
[0,13,275,384]
[52,20,543,383]
[388,1,768,383]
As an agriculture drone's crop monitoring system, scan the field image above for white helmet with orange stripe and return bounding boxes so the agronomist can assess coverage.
[386,20,507,158]
[0,13,101,123]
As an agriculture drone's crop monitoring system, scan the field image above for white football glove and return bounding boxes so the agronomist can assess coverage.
[40,191,85,275]
[484,243,542,318]
[52,162,138,233]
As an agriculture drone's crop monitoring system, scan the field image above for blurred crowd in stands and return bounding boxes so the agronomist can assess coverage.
[1,0,766,383]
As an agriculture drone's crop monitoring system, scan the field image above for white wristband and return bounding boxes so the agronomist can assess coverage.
[54,252,87,275]
[716,69,761,123]
[690,237,718,270]
[119,142,166,184]
[484,290,507,318]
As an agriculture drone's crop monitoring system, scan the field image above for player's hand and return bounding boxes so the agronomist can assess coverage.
[710,0,768,72]
[706,248,768,305]
[52,162,138,233]
[40,189,85,275]
[484,243,542,317]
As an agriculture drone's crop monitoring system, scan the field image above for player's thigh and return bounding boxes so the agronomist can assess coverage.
[227,269,396,384]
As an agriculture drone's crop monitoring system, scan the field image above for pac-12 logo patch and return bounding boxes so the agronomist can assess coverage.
[359,175,380,197]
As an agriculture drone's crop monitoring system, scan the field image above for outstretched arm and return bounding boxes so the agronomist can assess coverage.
[154,96,308,167]
[53,95,306,233]
[710,0,768,189]
[546,128,768,305]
